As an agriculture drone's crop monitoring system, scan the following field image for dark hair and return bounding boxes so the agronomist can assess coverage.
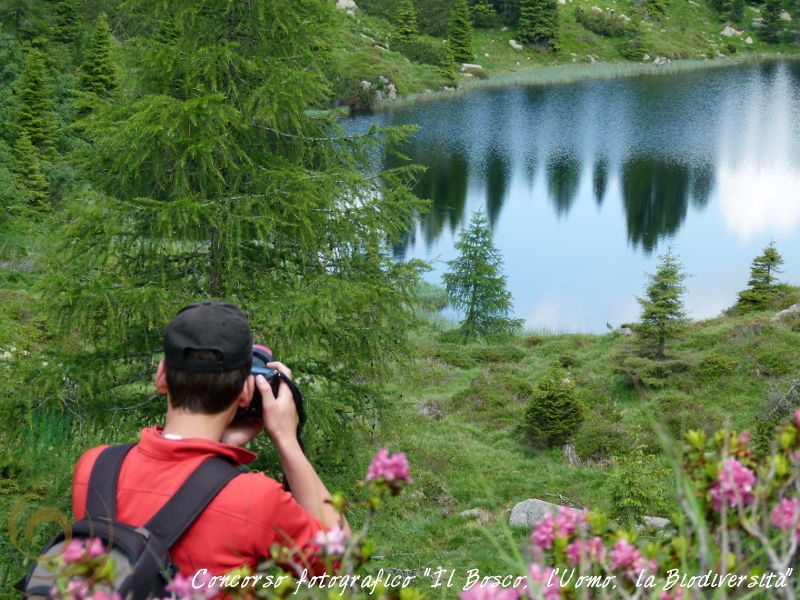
[166,349,252,414]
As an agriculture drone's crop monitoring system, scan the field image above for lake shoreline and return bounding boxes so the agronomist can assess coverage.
[373,52,800,111]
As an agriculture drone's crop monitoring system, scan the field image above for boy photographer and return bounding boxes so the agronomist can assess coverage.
[71,301,350,577]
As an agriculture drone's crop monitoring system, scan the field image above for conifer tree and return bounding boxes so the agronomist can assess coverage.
[13,49,57,159]
[622,9,646,60]
[38,0,426,414]
[644,0,668,19]
[54,0,80,45]
[78,13,117,98]
[12,130,49,207]
[394,0,418,42]
[762,0,783,43]
[736,242,784,310]
[443,211,520,337]
[524,364,584,449]
[437,40,459,86]
[518,0,560,52]
[448,0,474,63]
[634,249,688,360]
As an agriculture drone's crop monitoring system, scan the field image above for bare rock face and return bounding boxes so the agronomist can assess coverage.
[773,303,800,323]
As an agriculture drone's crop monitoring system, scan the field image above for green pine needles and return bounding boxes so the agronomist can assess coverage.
[736,242,784,311]
[523,364,584,449]
[448,0,474,63]
[394,0,418,42]
[78,13,118,98]
[635,249,688,360]
[12,130,49,208]
[443,211,521,338]
[38,0,428,418]
[13,49,57,159]
[518,0,561,52]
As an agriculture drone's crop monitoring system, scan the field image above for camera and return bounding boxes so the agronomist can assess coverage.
[237,345,282,419]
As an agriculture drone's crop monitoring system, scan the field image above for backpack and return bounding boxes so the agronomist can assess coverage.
[16,443,243,600]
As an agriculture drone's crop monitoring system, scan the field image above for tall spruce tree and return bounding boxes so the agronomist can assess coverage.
[443,211,520,337]
[394,0,418,42]
[437,40,459,86]
[13,49,57,159]
[518,0,560,52]
[38,0,426,422]
[762,0,783,43]
[736,242,784,310]
[524,364,584,449]
[54,0,80,45]
[448,0,474,63]
[634,249,688,360]
[622,9,646,60]
[12,129,49,207]
[78,13,117,98]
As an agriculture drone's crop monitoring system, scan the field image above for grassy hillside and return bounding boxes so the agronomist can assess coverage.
[329,1,800,106]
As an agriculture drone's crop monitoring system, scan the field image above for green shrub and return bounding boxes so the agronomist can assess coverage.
[476,344,525,363]
[615,349,692,389]
[753,377,800,454]
[451,370,533,425]
[524,335,543,347]
[574,6,628,37]
[652,390,720,439]
[392,35,445,66]
[523,365,584,448]
[753,343,799,377]
[574,418,627,461]
[695,352,735,379]
[607,438,671,526]
[554,353,577,368]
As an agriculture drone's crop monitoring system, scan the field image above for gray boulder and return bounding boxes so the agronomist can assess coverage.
[509,499,562,528]
[721,25,741,36]
[335,0,358,16]
[780,10,792,21]
[772,303,800,323]
[642,516,670,530]
[509,39,524,51]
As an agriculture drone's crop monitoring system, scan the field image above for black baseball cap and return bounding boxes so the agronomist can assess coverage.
[164,301,253,373]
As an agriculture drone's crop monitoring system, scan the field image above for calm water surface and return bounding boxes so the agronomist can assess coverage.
[348,61,800,333]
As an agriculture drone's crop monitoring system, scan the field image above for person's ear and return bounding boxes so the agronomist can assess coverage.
[155,360,169,395]
[237,374,255,408]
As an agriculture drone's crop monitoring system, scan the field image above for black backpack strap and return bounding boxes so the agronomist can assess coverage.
[86,443,138,520]
[143,457,242,548]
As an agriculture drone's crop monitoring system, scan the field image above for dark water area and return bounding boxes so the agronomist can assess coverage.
[347,61,800,333]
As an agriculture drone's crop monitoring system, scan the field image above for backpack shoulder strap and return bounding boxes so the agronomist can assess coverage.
[144,457,243,549]
[86,443,138,520]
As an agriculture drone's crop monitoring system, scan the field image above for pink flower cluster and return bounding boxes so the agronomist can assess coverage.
[610,539,658,579]
[526,564,560,600]
[164,572,218,600]
[530,507,587,553]
[566,536,605,566]
[54,580,122,600]
[460,583,519,600]
[770,497,800,539]
[61,538,106,564]
[709,458,755,512]
[366,448,412,483]
[312,526,349,556]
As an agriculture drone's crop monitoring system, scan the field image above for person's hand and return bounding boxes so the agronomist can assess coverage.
[259,361,298,445]
[221,412,263,447]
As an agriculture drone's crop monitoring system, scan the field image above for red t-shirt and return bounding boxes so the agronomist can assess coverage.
[72,427,324,576]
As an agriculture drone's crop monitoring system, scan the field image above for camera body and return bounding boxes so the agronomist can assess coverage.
[237,345,281,419]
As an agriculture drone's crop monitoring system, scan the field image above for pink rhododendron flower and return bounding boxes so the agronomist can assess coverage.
[461,583,519,600]
[739,432,750,445]
[660,586,687,600]
[554,507,586,537]
[62,540,86,564]
[566,536,605,566]
[66,579,89,600]
[709,458,755,512]
[530,513,555,552]
[312,526,348,556]
[166,572,218,600]
[87,538,105,558]
[771,498,800,531]
[366,448,412,483]
[86,593,123,600]
[526,563,559,600]
[795,409,800,429]
[610,539,656,578]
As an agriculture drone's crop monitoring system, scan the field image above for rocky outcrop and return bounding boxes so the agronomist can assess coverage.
[509,39,524,51]
[335,0,357,16]
[509,499,562,527]
[772,303,800,323]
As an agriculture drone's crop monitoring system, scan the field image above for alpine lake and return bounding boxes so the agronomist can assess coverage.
[347,60,800,333]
